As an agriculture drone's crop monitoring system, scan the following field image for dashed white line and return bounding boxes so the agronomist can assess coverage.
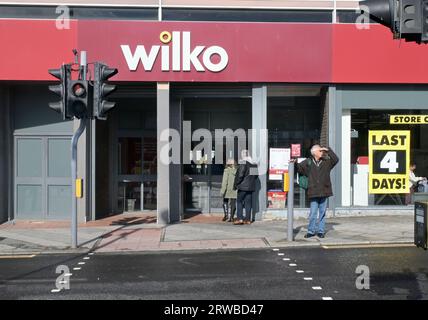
[289,263,297,267]
[51,289,61,293]
[277,253,284,256]
[78,262,85,265]
[73,267,81,271]
[322,297,333,300]
[83,257,90,260]
[304,277,313,281]
[296,270,304,273]
[312,286,323,290]
[64,273,72,277]
[282,258,290,261]
[88,252,95,255]
[272,248,279,251]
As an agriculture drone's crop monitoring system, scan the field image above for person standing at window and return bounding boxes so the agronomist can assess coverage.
[233,150,258,225]
[220,159,237,222]
[292,145,339,238]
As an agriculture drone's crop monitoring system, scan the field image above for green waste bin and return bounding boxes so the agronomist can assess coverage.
[414,202,428,250]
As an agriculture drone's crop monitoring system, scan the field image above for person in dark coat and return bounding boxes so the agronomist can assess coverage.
[294,145,339,238]
[233,150,258,225]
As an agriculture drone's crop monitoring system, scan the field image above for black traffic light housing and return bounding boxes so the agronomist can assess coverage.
[48,64,71,120]
[67,80,91,119]
[360,0,428,43]
[93,62,118,120]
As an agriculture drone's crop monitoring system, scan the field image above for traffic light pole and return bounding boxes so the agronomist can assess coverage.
[70,51,88,248]
[71,119,86,248]
[287,162,295,241]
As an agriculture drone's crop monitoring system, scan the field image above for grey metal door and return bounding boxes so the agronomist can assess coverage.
[14,136,72,220]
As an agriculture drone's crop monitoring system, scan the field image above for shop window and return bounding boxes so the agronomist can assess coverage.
[118,138,142,175]
[267,85,326,209]
[163,9,332,23]
[350,109,428,206]
[0,5,158,20]
[336,10,378,24]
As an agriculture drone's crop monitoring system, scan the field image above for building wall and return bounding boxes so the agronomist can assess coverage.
[0,86,12,223]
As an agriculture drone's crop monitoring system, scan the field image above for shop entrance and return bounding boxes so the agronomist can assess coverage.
[111,95,157,214]
[182,98,251,214]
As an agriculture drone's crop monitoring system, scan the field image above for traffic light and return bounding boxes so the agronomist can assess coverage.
[360,0,428,43]
[48,64,71,120]
[67,80,91,119]
[93,62,118,120]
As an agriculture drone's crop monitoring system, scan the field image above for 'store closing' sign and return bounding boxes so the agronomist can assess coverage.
[369,131,410,194]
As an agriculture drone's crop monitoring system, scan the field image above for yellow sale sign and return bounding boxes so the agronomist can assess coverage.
[368,131,410,194]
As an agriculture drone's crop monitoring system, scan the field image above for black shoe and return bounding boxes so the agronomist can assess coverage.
[304,233,315,239]
[317,233,325,238]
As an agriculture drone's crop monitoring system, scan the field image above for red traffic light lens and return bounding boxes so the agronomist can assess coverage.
[72,83,86,97]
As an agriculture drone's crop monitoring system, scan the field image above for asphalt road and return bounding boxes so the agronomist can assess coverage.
[1,245,428,301]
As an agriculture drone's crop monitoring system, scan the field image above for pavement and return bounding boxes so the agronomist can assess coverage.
[0,211,415,255]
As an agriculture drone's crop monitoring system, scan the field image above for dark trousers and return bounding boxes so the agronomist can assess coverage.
[223,198,236,218]
[237,191,253,221]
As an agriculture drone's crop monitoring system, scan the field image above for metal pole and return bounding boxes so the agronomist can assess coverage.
[71,119,86,248]
[80,51,87,80]
[70,51,88,248]
[287,162,295,241]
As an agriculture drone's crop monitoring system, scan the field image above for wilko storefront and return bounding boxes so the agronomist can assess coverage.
[1,5,428,224]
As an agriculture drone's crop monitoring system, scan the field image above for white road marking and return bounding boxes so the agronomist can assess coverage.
[83,257,90,260]
[89,252,95,255]
[277,253,284,256]
[78,262,85,265]
[51,289,61,293]
[322,297,333,300]
[296,270,304,273]
[312,286,323,290]
[304,277,313,281]
[64,273,72,277]
[272,249,279,251]
[73,267,81,270]
[289,263,297,267]
[282,258,290,261]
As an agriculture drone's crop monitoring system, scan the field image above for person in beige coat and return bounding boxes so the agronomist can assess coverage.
[220,159,238,222]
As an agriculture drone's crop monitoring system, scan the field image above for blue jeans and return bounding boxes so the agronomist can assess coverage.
[308,197,328,235]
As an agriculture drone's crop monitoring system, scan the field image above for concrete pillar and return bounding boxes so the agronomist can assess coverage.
[341,109,351,206]
[252,85,268,221]
[328,85,341,212]
[169,98,182,223]
[0,86,12,223]
[157,82,182,224]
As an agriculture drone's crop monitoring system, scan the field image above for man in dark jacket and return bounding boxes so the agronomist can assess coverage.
[295,145,339,238]
[233,150,258,225]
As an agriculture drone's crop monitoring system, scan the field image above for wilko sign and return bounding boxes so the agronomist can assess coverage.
[368,131,410,194]
[121,31,229,73]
